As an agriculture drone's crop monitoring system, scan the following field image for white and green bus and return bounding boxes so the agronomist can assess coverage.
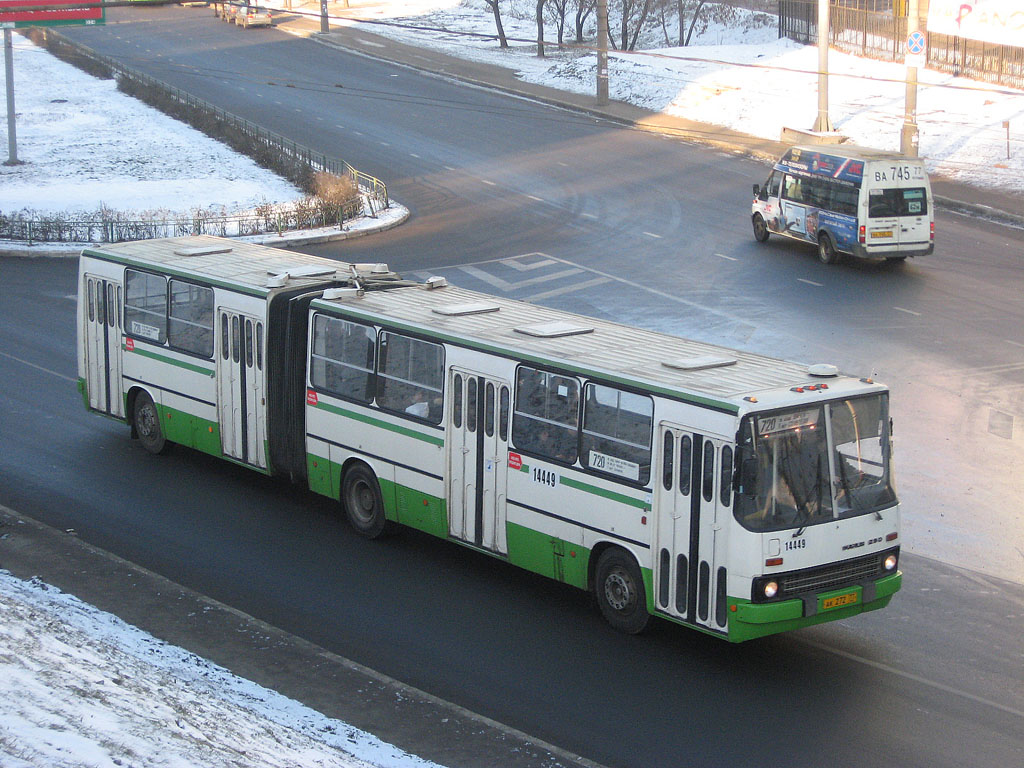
[78,235,902,642]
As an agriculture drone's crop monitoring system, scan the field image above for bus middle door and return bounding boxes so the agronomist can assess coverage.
[217,309,266,468]
[83,275,124,418]
[447,370,510,554]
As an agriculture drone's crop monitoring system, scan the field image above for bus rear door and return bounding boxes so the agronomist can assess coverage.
[83,275,125,418]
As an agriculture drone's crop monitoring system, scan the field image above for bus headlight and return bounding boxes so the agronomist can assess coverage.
[883,553,898,571]
[763,580,779,599]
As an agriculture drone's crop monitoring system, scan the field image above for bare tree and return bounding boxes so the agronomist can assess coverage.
[546,0,572,46]
[483,0,510,48]
[681,0,708,46]
[616,0,656,51]
[537,0,547,57]
[574,0,596,43]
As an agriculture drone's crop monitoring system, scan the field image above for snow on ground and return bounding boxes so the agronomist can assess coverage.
[316,0,1024,193]
[0,4,1021,764]
[0,33,303,217]
[0,570,445,768]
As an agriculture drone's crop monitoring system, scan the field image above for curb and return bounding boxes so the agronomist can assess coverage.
[0,503,603,768]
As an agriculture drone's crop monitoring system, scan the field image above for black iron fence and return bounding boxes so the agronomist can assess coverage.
[779,1,1024,89]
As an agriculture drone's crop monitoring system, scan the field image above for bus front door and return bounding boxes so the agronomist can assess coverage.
[447,370,510,554]
[83,275,124,418]
[216,310,266,468]
[654,425,730,633]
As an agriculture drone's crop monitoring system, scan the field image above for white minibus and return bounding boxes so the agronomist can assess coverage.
[752,144,934,264]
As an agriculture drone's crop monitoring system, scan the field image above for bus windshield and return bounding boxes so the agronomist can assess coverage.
[734,395,896,532]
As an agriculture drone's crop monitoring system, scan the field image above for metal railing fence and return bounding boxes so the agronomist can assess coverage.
[778,1,1024,89]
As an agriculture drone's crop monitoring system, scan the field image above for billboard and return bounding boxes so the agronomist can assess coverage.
[0,0,104,28]
[927,1,1024,48]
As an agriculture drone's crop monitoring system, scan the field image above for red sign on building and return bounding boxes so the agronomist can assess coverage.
[0,0,104,28]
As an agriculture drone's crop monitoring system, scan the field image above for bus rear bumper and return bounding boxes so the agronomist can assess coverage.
[727,570,902,642]
[851,243,934,260]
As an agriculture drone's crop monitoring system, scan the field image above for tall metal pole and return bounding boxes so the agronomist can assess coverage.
[812,0,833,132]
[596,0,609,105]
[901,0,921,157]
[4,29,21,166]
[320,0,329,34]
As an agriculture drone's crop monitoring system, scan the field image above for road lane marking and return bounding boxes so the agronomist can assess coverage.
[481,179,496,186]
[581,213,597,219]
[894,306,922,316]
[526,195,544,202]
[797,637,1024,720]
[798,278,823,286]
[716,253,738,262]
[0,351,75,383]
[643,232,661,239]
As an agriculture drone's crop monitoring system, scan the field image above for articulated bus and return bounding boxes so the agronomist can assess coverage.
[77,235,902,642]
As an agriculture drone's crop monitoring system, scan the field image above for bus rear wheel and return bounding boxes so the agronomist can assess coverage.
[342,464,390,539]
[133,392,168,455]
[752,213,770,242]
[594,548,650,634]
[817,232,840,265]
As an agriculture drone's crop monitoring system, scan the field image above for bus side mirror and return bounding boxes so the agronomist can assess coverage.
[738,453,758,495]
[752,184,760,196]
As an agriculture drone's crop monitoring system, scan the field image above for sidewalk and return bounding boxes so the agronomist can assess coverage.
[0,504,601,768]
[274,1,1024,227]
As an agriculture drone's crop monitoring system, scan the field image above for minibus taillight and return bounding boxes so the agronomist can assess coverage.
[859,225,866,244]
[930,222,934,241]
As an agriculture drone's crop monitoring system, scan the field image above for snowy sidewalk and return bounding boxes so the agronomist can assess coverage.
[0,505,595,768]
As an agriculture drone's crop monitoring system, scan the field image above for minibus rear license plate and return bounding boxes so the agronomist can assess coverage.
[822,592,858,610]
[870,230,893,239]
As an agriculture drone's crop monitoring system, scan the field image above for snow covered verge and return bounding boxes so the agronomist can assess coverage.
[315,0,1024,193]
[0,569,446,768]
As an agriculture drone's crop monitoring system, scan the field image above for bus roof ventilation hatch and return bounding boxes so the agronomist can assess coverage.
[515,321,594,338]
[174,246,232,257]
[433,302,500,317]
[662,355,737,372]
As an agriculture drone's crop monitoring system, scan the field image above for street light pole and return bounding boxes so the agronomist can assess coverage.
[812,0,833,132]
[901,0,921,157]
[4,29,20,166]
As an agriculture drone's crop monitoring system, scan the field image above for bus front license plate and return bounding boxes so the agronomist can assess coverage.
[870,230,893,239]
[822,592,858,610]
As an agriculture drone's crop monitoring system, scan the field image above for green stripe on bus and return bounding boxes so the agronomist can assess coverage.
[559,475,651,510]
[519,462,649,510]
[313,400,445,446]
[124,343,215,377]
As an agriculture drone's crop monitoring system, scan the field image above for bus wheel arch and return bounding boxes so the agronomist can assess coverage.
[340,460,391,539]
[592,545,651,634]
[130,388,169,455]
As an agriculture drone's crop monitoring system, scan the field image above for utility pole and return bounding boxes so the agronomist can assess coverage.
[320,0,329,34]
[901,0,921,157]
[596,0,608,105]
[812,0,833,132]
[4,29,20,166]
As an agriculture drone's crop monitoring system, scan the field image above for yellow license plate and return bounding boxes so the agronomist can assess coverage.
[870,230,893,239]
[822,592,859,610]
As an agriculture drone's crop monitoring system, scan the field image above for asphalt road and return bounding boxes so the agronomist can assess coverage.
[2,6,1022,768]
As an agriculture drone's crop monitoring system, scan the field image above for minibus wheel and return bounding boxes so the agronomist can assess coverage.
[817,232,840,265]
[342,463,390,539]
[752,213,770,242]
[594,548,650,634]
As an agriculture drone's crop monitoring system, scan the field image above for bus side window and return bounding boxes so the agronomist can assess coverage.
[662,432,674,491]
[767,171,781,199]
[783,175,802,203]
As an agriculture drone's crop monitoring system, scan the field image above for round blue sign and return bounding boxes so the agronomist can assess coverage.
[907,31,926,55]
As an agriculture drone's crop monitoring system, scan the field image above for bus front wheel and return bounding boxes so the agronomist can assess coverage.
[594,548,650,634]
[752,213,770,242]
[342,464,390,539]
[133,392,168,455]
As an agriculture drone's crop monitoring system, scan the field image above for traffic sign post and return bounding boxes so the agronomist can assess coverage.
[901,1,923,157]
